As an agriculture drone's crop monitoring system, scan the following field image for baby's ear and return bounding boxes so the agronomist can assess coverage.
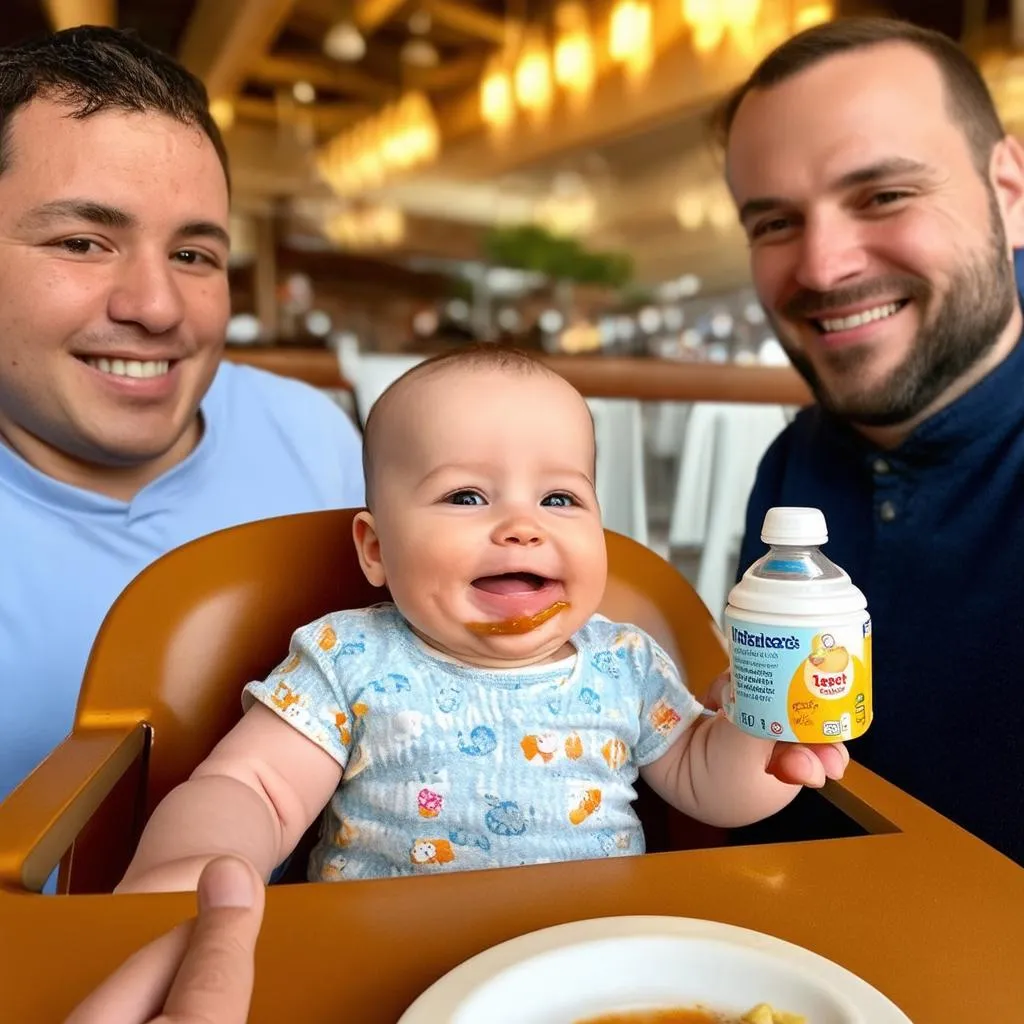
[353,511,387,587]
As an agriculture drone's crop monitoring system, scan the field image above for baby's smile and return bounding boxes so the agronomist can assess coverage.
[467,571,567,629]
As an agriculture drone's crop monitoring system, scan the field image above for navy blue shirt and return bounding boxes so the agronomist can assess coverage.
[737,332,1024,865]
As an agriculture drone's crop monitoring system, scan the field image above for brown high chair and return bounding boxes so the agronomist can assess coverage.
[0,509,728,897]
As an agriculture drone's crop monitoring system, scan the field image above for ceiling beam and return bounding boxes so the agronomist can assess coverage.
[178,0,300,100]
[42,0,115,28]
[1014,0,1024,47]
[233,96,374,134]
[252,54,398,101]
[419,0,507,44]
[404,51,488,92]
[353,0,408,34]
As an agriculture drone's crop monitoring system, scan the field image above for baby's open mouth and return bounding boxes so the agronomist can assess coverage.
[471,572,551,595]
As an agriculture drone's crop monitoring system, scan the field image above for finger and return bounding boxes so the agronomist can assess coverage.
[703,671,731,712]
[63,920,194,1024]
[157,857,264,1024]
[766,744,826,788]
[816,742,849,780]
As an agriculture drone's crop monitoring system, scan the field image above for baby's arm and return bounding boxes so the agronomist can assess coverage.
[641,711,848,827]
[116,702,342,894]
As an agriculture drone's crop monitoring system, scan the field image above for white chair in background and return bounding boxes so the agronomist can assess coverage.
[337,346,425,425]
[666,404,717,550]
[589,398,649,547]
[668,402,789,621]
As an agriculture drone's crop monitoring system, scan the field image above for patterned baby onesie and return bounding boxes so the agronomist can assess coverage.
[243,603,703,881]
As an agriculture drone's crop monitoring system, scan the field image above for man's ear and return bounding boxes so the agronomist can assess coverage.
[991,135,1024,251]
[353,511,387,587]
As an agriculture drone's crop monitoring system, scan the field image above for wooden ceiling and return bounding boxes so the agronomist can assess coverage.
[11,2,527,141]
[6,0,1021,294]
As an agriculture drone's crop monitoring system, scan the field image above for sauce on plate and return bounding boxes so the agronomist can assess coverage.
[576,1010,719,1024]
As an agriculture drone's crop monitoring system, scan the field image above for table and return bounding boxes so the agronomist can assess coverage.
[2,760,1020,1022]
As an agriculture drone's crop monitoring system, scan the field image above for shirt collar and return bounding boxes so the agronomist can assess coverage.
[0,371,223,517]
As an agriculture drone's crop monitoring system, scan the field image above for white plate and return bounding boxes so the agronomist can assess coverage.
[398,916,913,1024]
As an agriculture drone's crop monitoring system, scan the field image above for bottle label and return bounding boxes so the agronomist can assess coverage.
[721,614,873,743]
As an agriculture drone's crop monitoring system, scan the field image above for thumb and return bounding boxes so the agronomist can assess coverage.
[703,671,731,713]
[157,857,265,1024]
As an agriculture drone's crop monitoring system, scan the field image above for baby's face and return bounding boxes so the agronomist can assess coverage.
[365,366,607,667]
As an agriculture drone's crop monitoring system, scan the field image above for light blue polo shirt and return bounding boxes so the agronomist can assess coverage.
[0,361,365,805]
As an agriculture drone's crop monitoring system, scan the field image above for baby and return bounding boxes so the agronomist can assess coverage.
[117,347,847,892]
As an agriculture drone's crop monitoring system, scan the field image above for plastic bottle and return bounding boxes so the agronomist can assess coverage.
[722,507,872,743]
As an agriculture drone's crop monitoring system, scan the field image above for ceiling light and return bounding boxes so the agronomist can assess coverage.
[208,98,235,131]
[324,21,366,62]
[402,38,440,68]
[292,81,316,104]
[408,9,432,34]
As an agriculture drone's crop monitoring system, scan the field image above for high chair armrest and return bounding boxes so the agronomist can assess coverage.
[0,724,147,893]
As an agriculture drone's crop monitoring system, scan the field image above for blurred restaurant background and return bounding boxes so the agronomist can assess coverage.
[11,0,1024,616]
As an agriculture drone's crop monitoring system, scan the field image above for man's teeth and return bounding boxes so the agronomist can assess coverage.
[818,302,902,333]
[85,357,170,378]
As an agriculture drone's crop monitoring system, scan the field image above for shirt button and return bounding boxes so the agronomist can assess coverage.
[873,458,891,475]
[879,500,897,522]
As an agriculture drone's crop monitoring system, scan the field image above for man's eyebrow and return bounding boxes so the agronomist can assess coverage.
[17,200,230,249]
[177,221,231,250]
[832,156,934,189]
[737,157,935,224]
[18,199,135,230]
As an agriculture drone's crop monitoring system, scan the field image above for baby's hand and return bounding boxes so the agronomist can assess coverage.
[703,671,850,788]
[765,741,849,788]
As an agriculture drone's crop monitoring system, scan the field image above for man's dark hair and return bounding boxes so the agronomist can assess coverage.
[0,25,229,186]
[715,17,1005,176]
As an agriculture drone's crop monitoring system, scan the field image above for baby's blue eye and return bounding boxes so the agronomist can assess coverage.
[542,492,575,507]
[446,490,485,506]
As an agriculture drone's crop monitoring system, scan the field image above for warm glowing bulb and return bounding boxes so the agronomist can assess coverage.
[209,98,235,131]
[721,0,761,31]
[674,194,704,230]
[481,65,514,128]
[554,31,594,95]
[793,1,833,30]
[514,42,553,113]
[609,1,652,66]
[683,0,726,53]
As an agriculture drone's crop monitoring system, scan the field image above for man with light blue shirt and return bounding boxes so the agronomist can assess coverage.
[0,27,364,808]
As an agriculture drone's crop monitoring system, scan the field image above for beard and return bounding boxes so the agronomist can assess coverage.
[767,197,1018,428]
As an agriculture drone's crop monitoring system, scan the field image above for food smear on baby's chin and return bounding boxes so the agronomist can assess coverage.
[465,600,570,635]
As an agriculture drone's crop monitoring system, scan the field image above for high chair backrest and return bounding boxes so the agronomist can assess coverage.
[7,510,727,894]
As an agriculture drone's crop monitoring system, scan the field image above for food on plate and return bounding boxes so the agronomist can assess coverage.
[576,1004,807,1023]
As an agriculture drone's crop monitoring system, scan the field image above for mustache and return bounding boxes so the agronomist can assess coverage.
[782,275,931,319]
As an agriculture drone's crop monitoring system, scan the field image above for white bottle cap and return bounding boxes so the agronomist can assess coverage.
[760,506,828,546]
